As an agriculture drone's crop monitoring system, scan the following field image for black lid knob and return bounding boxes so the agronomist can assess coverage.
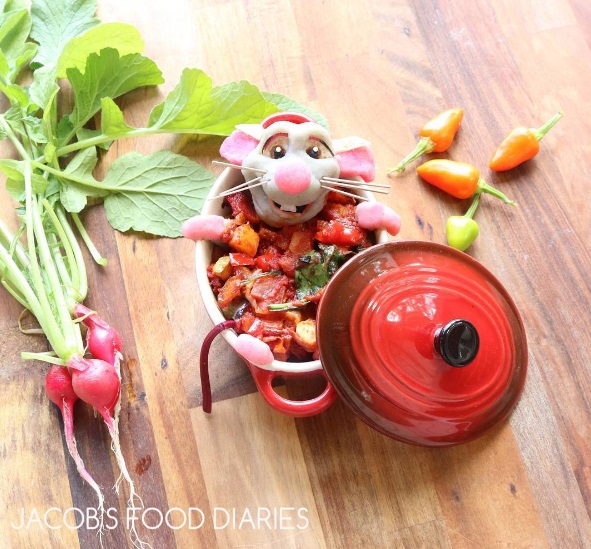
[434,320,480,367]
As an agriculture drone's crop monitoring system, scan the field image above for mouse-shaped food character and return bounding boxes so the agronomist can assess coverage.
[184,112,401,367]
[183,112,401,238]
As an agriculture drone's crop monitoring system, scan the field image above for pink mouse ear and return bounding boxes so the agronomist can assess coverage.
[335,145,376,182]
[219,130,260,165]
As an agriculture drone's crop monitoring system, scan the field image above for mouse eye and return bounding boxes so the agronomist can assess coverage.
[262,134,288,159]
[305,138,332,159]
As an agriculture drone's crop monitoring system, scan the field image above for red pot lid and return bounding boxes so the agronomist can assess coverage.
[317,241,528,447]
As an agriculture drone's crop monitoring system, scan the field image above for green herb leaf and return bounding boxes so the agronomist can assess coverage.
[148,68,279,135]
[319,243,348,277]
[102,150,214,237]
[262,92,329,130]
[30,0,99,68]
[295,251,329,300]
[292,245,348,301]
[57,22,144,78]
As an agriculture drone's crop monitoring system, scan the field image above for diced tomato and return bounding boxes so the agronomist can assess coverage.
[259,226,290,251]
[316,220,364,246]
[321,202,356,222]
[288,230,314,254]
[255,253,281,271]
[277,252,299,277]
[229,253,256,267]
[224,191,260,224]
[246,318,265,338]
[217,275,244,310]
[249,275,289,311]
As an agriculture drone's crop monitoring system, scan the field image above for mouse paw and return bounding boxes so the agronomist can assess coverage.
[182,214,226,241]
[234,334,274,367]
[356,202,401,236]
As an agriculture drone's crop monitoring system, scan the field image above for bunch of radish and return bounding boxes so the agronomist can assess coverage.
[45,306,147,548]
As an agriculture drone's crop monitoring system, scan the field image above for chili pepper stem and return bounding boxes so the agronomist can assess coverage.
[465,192,481,219]
[533,111,563,142]
[387,137,435,175]
[477,179,516,205]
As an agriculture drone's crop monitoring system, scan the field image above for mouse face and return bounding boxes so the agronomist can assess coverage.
[240,121,339,226]
[219,112,376,227]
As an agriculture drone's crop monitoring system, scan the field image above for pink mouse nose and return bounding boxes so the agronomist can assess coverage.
[274,158,312,195]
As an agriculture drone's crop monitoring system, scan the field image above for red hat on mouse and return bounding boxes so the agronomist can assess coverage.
[261,112,316,128]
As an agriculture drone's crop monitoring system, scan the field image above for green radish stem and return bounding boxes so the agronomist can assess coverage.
[43,200,82,302]
[31,194,79,354]
[55,205,88,301]
[71,213,108,267]
[0,219,29,268]
[21,352,66,365]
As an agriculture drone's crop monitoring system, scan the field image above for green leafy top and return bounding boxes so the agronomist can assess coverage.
[0,0,326,239]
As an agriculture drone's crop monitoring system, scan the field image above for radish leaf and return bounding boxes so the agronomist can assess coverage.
[64,48,163,142]
[60,147,106,212]
[102,151,214,237]
[57,22,144,78]
[30,0,99,68]
[147,68,279,135]
[100,97,132,135]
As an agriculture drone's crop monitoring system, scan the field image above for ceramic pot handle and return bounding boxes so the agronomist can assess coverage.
[200,320,337,417]
[249,365,337,418]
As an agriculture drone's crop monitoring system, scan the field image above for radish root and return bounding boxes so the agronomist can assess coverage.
[61,400,106,541]
[104,352,152,549]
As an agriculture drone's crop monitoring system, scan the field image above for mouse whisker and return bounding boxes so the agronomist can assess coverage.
[213,160,268,174]
[320,178,389,194]
[321,176,390,189]
[208,176,264,200]
[320,184,369,201]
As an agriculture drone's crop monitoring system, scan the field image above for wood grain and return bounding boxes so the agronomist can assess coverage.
[1,0,590,547]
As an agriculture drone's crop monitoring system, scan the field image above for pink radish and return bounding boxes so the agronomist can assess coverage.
[68,355,149,549]
[45,366,106,532]
[74,304,123,365]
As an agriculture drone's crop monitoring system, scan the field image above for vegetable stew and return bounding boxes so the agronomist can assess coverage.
[207,190,374,361]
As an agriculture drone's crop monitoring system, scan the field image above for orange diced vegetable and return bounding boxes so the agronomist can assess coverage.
[229,224,259,257]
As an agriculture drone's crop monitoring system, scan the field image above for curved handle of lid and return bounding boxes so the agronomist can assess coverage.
[434,319,480,367]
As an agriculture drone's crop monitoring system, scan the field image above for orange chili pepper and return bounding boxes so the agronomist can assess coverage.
[388,108,463,174]
[489,112,563,172]
[416,159,515,204]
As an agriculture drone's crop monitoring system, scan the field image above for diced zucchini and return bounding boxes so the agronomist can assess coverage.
[212,256,231,280]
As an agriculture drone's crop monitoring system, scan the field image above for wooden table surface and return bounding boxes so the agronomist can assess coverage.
[2,0,590,547]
